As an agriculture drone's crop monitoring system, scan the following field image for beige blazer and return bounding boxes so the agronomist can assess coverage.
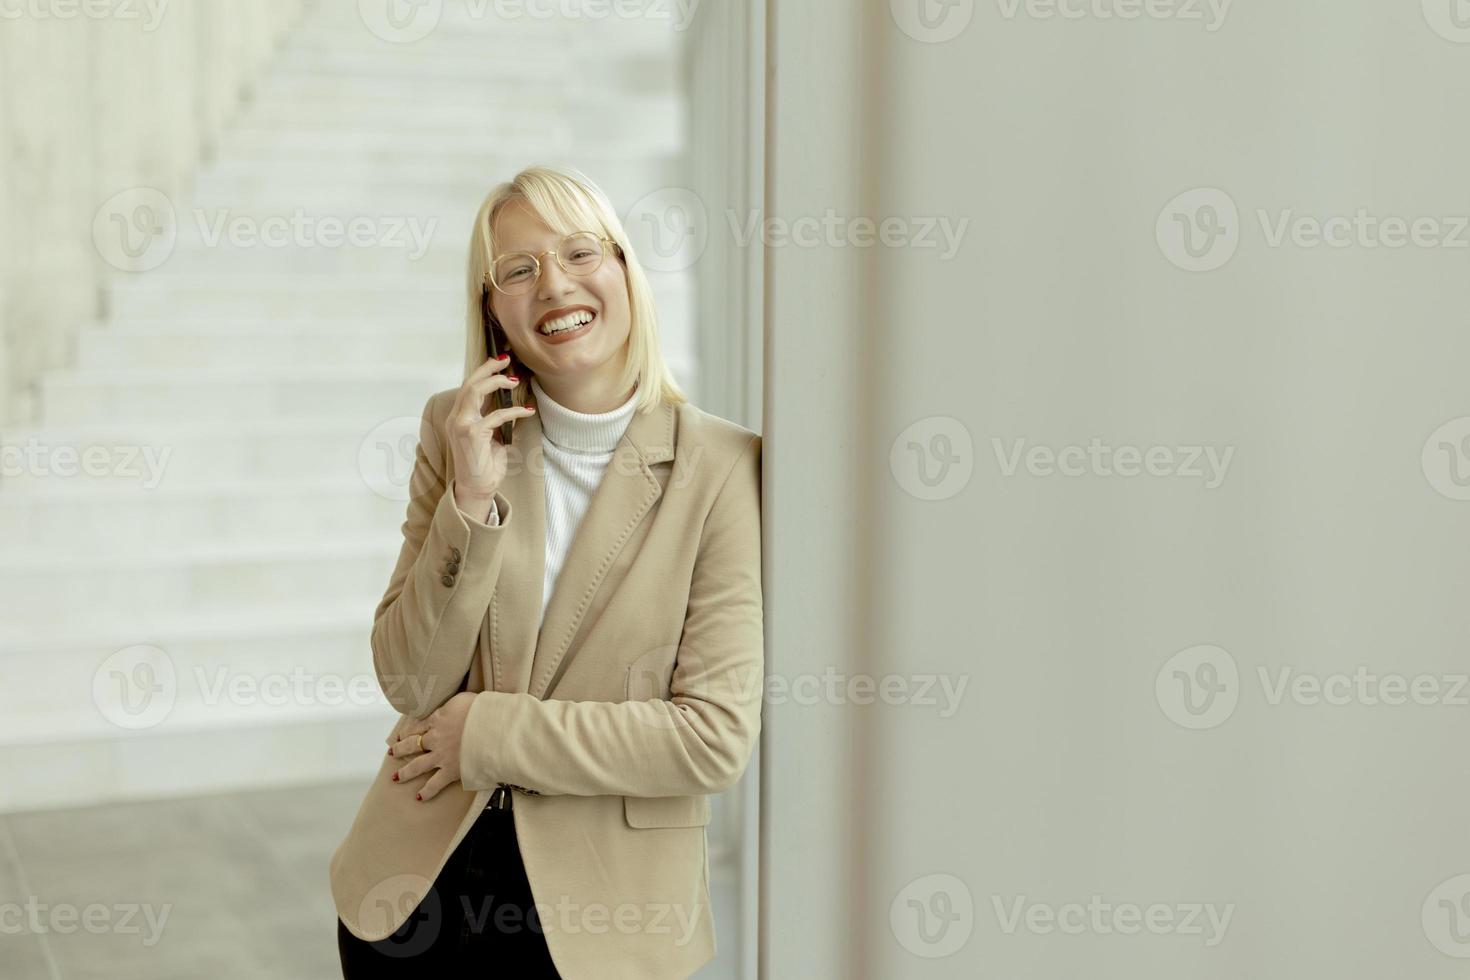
[329,382,764,980]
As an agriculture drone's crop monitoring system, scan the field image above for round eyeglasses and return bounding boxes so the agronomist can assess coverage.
[488,232,621,296]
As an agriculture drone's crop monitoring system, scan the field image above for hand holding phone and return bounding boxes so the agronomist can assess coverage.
[481,285,517,448]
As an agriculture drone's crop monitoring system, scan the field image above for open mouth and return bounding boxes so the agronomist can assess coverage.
[537,307,597,339]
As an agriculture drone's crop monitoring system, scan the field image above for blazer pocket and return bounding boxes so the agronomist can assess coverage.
[623,646,712,828]
[625,793,711,829]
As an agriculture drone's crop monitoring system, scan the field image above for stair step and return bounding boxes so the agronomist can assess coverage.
[0,538,400,627]
[0,477,409,548]
[76,321,463,370]
[193,151,685,201]
[38,365,449,424]
[0,711,394,814]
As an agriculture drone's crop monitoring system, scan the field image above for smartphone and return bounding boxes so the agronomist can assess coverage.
[480,284,515,446]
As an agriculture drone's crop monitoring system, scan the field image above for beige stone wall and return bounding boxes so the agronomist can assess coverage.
[0,0,305,424]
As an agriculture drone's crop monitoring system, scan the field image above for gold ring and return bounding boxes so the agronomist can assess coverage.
[415,733,424,752]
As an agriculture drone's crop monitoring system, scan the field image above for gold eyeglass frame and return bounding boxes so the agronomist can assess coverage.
[486,233,624,295]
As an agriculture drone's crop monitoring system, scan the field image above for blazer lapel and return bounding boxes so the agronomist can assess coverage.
[484,395,546,697]
[527,390,677,700]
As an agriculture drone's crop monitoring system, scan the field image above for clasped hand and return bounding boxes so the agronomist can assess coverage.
[385,691,477,802]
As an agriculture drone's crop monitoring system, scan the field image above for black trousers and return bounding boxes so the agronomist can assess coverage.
[337,802,561,977]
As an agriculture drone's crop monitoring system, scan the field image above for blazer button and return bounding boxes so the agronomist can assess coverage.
[450,547,462,562]
[441,574,455,587]
[446,561,460,575]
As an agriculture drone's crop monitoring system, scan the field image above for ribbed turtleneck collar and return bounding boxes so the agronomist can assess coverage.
[530,377,638,453]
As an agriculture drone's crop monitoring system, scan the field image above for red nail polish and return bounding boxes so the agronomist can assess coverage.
[416,794,422,801]
[392,773,399,781]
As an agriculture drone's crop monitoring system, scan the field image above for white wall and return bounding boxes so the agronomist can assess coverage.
[763,1,1470,977]
[0,0,305,424]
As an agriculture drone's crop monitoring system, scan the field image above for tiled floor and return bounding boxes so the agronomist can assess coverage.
[0,782,740,980]
[0,781,365,980]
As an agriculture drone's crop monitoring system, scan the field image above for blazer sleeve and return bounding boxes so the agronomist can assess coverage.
[371,391,513,719]
[459,434,764,798]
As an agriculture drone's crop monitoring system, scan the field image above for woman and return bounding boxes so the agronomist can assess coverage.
[329,165,765,979]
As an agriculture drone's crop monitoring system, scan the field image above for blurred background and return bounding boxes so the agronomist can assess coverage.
[0,0,761,977]
[8,1,1470,979]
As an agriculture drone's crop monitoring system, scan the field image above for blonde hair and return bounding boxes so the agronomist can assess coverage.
[464,164,687,415]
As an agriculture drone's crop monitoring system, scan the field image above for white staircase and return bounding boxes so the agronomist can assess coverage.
[0,1,694,813]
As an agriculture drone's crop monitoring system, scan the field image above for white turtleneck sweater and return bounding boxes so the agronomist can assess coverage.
[481,376,639,623]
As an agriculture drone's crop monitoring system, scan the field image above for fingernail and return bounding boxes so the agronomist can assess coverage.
[526,406,536,413]
[416,794,423,801]
[508,375,519,381]
[392,772,399,781]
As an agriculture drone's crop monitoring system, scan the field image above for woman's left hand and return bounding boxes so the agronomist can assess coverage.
[388,691,477,801]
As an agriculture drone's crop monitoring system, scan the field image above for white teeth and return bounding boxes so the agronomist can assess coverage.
[539,310,595,335]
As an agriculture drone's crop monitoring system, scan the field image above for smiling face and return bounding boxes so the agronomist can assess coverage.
[487,199,633,393]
